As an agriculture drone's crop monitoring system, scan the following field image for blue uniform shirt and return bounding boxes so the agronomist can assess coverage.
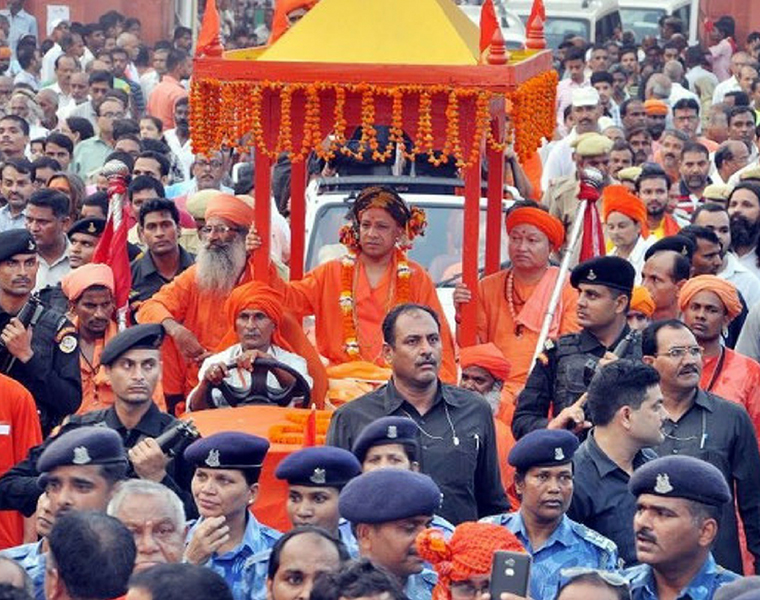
[623,553,740,600]
[405,568,438,600]
[481,512,619,600]
[186,515,281,600]
[1,540,46,600]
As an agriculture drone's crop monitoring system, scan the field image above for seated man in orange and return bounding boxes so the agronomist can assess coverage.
[453,202,580,419]
[249,186,457,382]
[679,275,760,443]
[61,263,166,414]
[187,282,312,410]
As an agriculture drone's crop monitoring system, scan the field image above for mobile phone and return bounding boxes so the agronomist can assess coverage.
[489,550,532,599]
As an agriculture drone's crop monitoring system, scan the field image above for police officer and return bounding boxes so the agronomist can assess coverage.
[183,432,281,600]
[624,455,741,600]
[481,429,619,600]
[0,324,195,519]
[339,469,440,600]
[513,256,641,439]
[0,229,81,435]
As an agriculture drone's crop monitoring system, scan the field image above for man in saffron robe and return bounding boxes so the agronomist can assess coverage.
[249,185,458,382]
[453,202,580,421]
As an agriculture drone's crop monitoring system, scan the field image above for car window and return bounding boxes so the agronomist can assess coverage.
[619,8,666,41]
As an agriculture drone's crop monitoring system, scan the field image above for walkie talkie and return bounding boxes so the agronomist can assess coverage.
[0,294,44,373]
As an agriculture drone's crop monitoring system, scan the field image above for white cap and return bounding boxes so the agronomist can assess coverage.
[571,87,600,108]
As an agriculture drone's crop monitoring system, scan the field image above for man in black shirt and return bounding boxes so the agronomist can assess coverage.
[326,303,508,524]
[569,359,665,565]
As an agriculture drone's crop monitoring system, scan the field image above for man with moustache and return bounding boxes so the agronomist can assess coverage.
[675,143,711,216]
[713,141,750,186]
[624,456,741,599]
[641,236,693,321]
[642,320,760,573]
[637,166,681,239]
[0,158,34,234]
[728,183,760,281]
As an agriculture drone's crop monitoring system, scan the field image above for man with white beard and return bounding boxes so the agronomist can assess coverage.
[136,193,261,413]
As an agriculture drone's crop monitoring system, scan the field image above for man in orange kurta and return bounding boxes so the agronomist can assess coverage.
[62,264,166,414]
[0,374,42,549]
[258,186,458,383]
[454,205,580,422]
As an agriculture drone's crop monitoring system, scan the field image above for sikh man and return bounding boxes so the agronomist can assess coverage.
[61,263,167,415]
[642,319,760,573]
[514,256,640,439]
[249,185,457,382]
[679,275,760,441]
[338,468,440,600]
[187,281,312,411]
[481,429,619,600]
[624,455,741,598]
[453,203,579,417]
[641,236,694,320]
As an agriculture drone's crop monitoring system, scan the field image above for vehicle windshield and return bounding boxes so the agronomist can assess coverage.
[543,18,590,49]
[306,202,509,286]
[620,8,666,42]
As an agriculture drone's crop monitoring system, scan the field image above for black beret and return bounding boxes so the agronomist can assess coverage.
[629,455,731,506]
[275,446,362,488]
[351,416,420,463]
[644,235,695,261]
[100,323,165,366]
[508,429,579,471]
[37,426,127,474]
[184,432,270,470]
[0,229,36,262]
[571,256,635,295]
[339,469,441,524]
[68,218,106,239]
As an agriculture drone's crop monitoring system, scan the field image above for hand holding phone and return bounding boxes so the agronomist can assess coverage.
[489,551,532,599]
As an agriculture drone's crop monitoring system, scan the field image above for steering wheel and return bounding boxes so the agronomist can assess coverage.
[212,358,311,408]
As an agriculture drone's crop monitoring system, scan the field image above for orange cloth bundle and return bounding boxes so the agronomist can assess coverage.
[459,343,510,382]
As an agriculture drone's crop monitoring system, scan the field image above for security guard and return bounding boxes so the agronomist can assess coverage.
[513,256,641,440]
[183,432,281,600]
[339,469,440,600]
[0,229,81,435]
[481,429,619,600]
[0,324,195,519]
[624,455,741,600]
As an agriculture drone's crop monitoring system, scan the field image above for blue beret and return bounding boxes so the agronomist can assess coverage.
[275,446,361,488]
[100,323,165,366]
[68,218,106,239]
[508,429,579,471]
[37,426,127,474]
[184,432,270,470]
[339,468,441,524]
[571,256,635,295]
[644,235,695,261]
[629,455,731,506]
[351,416,420,463]
[0,229,36,262]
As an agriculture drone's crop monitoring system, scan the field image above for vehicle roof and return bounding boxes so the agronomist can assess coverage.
[508,0,620,18]
[618,0,689,7]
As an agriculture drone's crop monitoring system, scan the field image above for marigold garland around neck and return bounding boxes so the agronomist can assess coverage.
[339,248,412,359]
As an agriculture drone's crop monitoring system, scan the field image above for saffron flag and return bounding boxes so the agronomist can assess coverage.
[303,404,317,447]
[196,0,221,56]
[480,0,499,54]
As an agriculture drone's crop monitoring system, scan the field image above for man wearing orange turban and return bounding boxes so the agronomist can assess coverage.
[454,204,580,421]
[187,281,312,410]
[602,185,654,282]
[627,285,655,331]
[62,263,167,414]
[679,275,760,443]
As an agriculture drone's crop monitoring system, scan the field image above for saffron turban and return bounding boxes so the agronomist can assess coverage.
[61,263,114,302]
[459,343,510,383]
[506,207,565,251]
[602,184,649,238]
[417,523,525,600]
[204,193,255,228]
[186,190,218,220]
[644,99,669,116]
[678,275,742,322]
[630,286,655,317]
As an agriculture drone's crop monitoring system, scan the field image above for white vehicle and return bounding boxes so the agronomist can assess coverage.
[304,176,513,330]
[458,0,528,49]
[507,0,623,48]
[618,0,699,43]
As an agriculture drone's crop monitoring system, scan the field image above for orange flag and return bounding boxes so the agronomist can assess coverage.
[479,0,499,54]
[196,0,220,56]
[303,404,317,447]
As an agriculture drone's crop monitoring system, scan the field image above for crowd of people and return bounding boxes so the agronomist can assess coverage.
[1,2,760,600]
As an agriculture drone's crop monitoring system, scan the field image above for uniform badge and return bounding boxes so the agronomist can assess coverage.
[680,246,688,256]
[205,449,221,468]
[654,473,674,494]
[387,425,398,439]
[587,269,597,281]
[544,339,555,351]
[72,446,91,465]
[59,335,78,354]
[310,468,326,485]
[27,239,35,251]
[554,447,565,461]
[87,222,97,234]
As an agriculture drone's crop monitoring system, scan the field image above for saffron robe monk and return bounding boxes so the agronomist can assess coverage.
[454,203,580,421]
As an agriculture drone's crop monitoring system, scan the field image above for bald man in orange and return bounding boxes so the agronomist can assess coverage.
[453,203,580,421]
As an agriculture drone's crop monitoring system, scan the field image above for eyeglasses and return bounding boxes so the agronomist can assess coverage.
[101,111,125,119]
[199,225,244,236]
[195,160,223,170]
[450,580,491,599]
[656,346,702,359]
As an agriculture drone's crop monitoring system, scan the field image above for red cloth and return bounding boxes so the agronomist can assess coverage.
[196,0,220,56]
[579,181,605,262]
[479,0,499,54]
[269,0,318,44]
